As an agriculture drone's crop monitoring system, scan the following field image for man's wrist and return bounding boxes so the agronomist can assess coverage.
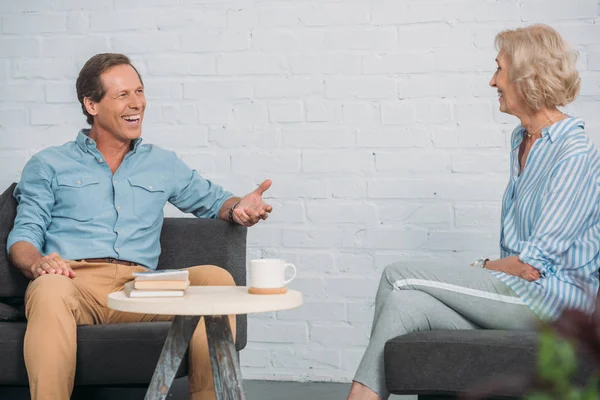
[228,201,240,224]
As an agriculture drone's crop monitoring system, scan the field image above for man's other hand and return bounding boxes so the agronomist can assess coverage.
[31,252,76,280]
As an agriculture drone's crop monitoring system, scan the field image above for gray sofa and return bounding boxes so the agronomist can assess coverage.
[0,183,248,399]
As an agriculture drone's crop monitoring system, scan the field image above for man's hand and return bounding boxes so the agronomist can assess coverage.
[30,252,76,280]
[232,179,273,227]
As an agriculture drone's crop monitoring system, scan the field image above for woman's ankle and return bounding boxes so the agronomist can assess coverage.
[347,381,382,400]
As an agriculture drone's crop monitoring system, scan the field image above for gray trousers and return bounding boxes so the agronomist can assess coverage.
[353,263,540,399]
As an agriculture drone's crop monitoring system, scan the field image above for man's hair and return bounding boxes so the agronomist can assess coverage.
[495,24,580,111]
[76,53,144,125]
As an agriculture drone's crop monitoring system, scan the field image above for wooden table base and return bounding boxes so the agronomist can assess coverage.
[144,315,246,400]
[206,315,246,400]
[145,315,201,400]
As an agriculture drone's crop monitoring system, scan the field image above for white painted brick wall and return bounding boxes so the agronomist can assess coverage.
[2,0,600,387]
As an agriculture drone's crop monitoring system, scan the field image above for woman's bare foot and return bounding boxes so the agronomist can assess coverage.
[347,381,383,400]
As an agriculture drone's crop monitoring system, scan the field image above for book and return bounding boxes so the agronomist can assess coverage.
[123,281,185,298]
[134,280,190,291]
[132,269,189,281]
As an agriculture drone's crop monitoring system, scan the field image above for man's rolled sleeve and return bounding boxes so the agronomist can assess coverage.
[168,153,233,219]
[7,156,54,255]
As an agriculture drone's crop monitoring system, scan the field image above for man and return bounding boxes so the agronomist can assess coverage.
[7,53,272,400]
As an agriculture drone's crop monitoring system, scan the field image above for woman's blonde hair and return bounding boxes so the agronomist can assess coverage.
[495,24,580,111]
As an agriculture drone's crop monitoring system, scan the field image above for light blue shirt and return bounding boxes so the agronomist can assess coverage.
[490,117,600,320]
[7,130,233,269]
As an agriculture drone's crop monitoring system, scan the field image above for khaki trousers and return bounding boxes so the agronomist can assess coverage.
[23,261,237,400]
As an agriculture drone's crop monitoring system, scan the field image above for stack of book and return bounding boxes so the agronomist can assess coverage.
[124,270,190,298]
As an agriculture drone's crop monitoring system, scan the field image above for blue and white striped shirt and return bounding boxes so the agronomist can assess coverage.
[490,117,600,320]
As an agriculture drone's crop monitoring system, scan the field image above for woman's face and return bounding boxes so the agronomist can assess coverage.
[489,51,526,117]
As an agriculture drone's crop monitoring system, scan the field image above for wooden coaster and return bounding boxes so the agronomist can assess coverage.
[248,287,288,295]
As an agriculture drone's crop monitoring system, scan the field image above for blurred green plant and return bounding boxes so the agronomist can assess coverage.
[526,328,598,400]
[464,303,600,400]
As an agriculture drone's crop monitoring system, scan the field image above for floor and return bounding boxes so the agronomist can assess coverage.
[171,379,413,399]
[246,381,353,400]
[2,379,415,399]
[244,381,413,400]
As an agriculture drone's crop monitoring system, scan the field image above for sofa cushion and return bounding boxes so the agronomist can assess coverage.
[385,329,597,397]
[384,330,539,396]
[0,302,24,322]
[0,183,29,298]
[0,321,190,386]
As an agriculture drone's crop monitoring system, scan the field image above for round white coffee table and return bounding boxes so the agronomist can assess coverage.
[108,286,303,400]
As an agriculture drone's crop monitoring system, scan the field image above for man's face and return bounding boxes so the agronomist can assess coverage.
[90,64,146,142]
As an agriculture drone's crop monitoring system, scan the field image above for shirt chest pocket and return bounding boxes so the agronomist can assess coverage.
[127,176,166,225]
[54,174,103,221]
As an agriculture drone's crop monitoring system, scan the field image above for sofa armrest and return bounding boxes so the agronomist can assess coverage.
[157,218,247,286]
[0,183,29,298]
[157,217,248,349]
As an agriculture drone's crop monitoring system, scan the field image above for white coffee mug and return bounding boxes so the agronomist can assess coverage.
[249,259,297,288]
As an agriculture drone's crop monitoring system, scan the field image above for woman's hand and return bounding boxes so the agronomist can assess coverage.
[514,264,541,281]
[485,257,541,281]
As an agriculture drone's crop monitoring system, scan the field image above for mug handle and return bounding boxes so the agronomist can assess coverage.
[283,263,297,285]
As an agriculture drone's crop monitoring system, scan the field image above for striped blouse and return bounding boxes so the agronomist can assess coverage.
[489,116,600,320]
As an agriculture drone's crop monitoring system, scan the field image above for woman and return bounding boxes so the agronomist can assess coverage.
[348,24,600,400]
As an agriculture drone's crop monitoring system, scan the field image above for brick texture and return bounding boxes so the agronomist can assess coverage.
[1,0,599,385]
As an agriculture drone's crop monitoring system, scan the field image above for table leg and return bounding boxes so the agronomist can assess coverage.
[144,315,201,400]
[205,315,246,400]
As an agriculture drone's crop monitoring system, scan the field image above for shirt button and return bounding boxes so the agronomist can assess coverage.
[148,185,153,189]
[76,180,81,185]
[116,205,121,210]
[116,248,120,252]
[98,158,104,163]
[113,179,117,184]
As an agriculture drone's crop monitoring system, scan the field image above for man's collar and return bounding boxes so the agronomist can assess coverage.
[76,129,143,153]
[131,136,143,152]
[76,129,95,152]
